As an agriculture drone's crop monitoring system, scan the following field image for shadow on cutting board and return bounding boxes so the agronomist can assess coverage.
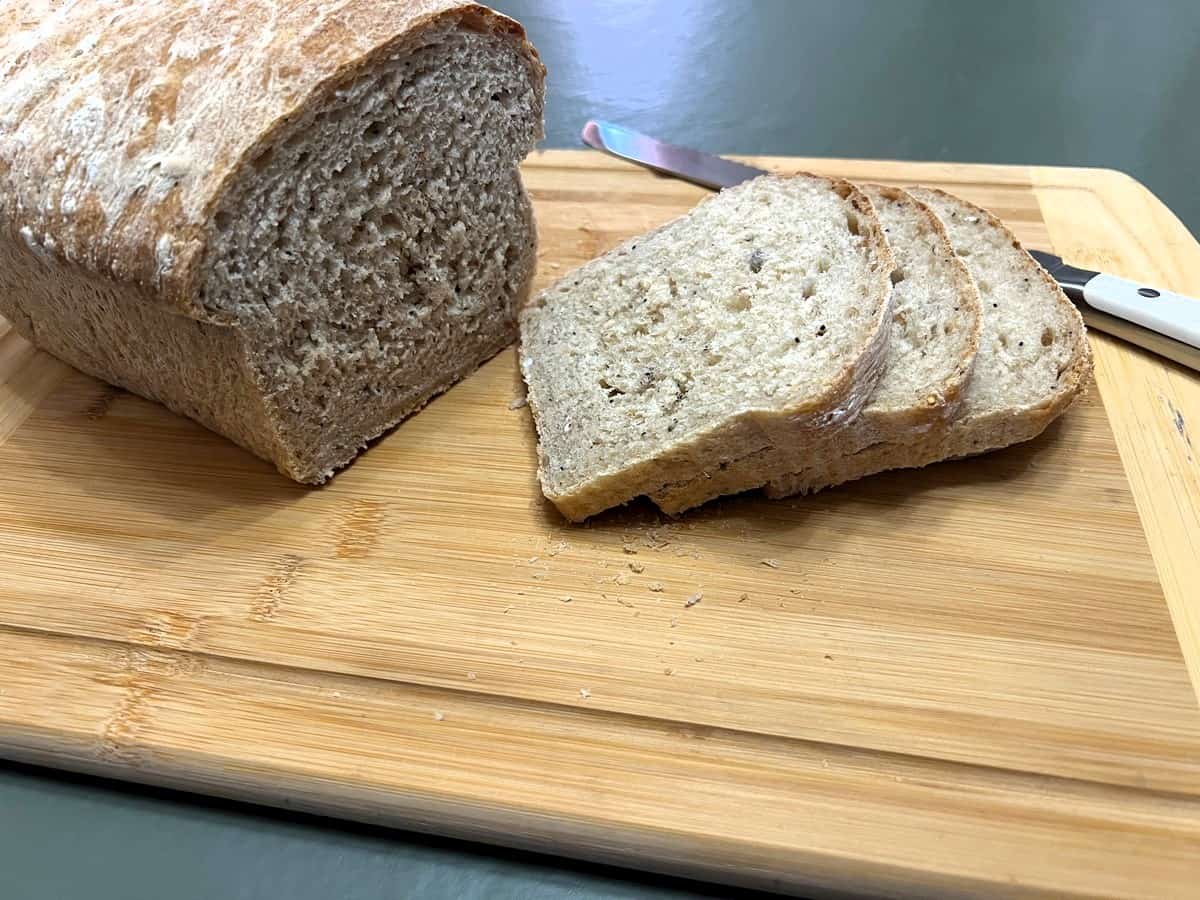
[563,416,1063,530]
[5,368,308,526]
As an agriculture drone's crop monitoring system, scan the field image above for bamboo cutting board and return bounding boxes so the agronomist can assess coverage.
[2,151,1200,899]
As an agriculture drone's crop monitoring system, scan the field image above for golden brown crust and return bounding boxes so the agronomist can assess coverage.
[0,1,544,318]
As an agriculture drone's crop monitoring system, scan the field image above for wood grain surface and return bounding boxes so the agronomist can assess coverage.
[1,151,1198,898]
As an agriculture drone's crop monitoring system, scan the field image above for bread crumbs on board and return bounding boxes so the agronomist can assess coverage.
[684,591,702,608]
[433,710,445,722]
[629,561,645,573]
[761,558,781,568]
[507,396,528,410]
[647,581,665,592]
[579,688,591,699]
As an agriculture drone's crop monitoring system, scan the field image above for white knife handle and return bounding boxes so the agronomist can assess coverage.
[1083,273,1200,350]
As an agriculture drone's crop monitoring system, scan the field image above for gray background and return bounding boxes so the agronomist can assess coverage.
[4,1,1198,898]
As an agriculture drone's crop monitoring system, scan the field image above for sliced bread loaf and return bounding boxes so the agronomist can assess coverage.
[650,184,981,514]
[765,186,1091,499]
[519,174,895,521]
[0,1,545,483]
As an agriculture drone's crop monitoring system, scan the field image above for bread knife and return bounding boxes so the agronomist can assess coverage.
[581,118,1200,373]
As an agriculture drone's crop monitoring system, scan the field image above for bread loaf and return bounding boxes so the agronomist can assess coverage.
[650,184,981,514]
[519,174,895,522]
[0,0,545,482]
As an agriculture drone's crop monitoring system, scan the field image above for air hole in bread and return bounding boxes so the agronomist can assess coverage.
[977,279,991,294]
[848,306,859,318]
[378,212,402,235]
[956,247,971,258]
[998,333,1009,348]
[890,268,906,285]
[598,377,625,398]
[363,120,386,144]
[845,211,860,235]
[816,324,827,337]
[817,257,832,273]
[1041,327,1055,346]
[214,210,233,233]
[944,322,955,334]
[348,222,374,250]
[801,278,816,299]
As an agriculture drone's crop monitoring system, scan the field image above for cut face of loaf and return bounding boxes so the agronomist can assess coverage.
[0,1,545,483]
[519,174,895,522]
[765,186,1091,499]
[651,184,981,514]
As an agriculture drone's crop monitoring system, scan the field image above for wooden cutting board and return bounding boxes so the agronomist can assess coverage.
[2,151,1199,899]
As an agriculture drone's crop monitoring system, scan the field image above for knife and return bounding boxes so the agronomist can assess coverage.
[581,119,1200,372]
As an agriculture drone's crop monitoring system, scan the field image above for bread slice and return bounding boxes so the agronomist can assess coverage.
[650,184,981,514]
[765,186,1092,499]
[0,1,545,483]
[519,174,895,522]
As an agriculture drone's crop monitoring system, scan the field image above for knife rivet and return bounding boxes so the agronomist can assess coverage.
[1137,287,1161,299]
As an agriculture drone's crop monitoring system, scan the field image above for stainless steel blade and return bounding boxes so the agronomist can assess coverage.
[1027,249,1100,301]
[581,120,768,190]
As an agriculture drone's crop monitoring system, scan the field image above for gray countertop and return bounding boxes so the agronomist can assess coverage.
[4,2,1198,898]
